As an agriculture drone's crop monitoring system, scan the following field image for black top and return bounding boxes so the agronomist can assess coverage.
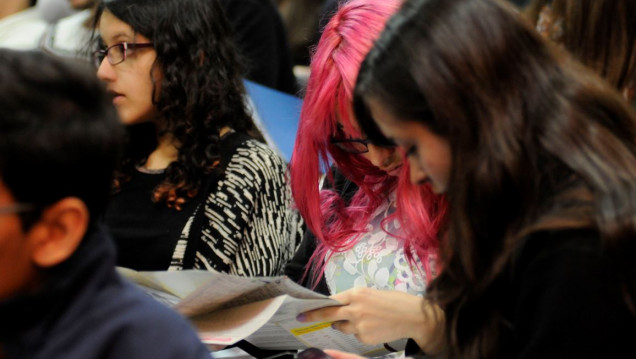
[105,132,302,275]
[220,0,298,95]
[104,171,205,270]
[407,228,636,358]
[0,224,210,359]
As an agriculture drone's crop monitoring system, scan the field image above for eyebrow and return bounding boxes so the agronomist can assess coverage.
[103,32,133,46]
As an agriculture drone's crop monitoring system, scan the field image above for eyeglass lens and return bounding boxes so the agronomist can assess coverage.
[93,44,126,68]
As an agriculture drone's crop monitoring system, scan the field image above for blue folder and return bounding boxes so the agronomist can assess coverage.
[244,79,302,162]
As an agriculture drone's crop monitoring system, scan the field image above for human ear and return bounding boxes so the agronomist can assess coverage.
[27,198,89,268]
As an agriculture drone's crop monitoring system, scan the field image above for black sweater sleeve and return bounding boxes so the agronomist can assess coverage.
[507,229,636,359]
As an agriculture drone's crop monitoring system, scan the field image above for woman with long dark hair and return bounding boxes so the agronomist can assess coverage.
[314,0,636,357]
[93,0,302,275]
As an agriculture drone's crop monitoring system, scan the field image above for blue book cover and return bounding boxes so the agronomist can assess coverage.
[244,79,302,162]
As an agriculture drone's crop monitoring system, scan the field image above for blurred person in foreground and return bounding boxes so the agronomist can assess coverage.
[0,49,210,359]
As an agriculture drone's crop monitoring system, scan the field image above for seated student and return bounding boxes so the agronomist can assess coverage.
[311,0,636,358]
[0,49,210,359]
[288,0,446,349]
[525,0,636,101]
[219,0,298,95]
[93,0,302,275]
[40,0,96,60]
[0,0,47,49]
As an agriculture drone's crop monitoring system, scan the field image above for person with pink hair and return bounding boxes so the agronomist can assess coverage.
[286,0,446,349]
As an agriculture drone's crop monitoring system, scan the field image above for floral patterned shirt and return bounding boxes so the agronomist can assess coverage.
[324,195,432,296]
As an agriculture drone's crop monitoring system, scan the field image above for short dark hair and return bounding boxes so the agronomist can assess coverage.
[0,50,124,226]
[30,0,37,7]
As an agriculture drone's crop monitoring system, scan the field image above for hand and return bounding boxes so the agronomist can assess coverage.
[297,288,445,353]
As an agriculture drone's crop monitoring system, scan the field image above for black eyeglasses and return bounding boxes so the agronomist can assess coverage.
[0,203,36,216]
[329,137,372,154]
[93,42,154,68]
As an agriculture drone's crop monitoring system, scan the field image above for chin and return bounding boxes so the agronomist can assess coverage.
[118,110,156,126]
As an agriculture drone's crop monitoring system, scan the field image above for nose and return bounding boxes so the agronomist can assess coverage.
[364,144,396,170]
[96,58,116,82]
[408,156,428,185]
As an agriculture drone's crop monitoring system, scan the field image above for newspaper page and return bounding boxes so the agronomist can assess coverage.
[117,268,390,355]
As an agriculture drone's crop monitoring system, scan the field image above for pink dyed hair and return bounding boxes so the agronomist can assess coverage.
[290,0,447,285]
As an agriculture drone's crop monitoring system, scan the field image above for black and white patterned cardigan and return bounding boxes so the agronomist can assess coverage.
[169,132,303,276]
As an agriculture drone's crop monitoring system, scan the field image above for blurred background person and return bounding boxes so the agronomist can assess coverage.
[41,0,96,59]
[36,0,73,23]
[525,0,636,102]
[0,0,46,49]
[220,0,298,95]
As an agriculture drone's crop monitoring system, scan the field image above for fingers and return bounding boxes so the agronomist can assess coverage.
[330,320,354,334]
[297,305,347,323]
[297,289,362,323]
[329,290,353,304]
[331,320,382,345]
[323,349,367,359]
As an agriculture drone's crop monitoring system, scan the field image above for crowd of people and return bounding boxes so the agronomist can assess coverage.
[1,0,635,358]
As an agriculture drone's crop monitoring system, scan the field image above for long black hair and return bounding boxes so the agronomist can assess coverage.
[94,0,263,209]
[355,0,636,356]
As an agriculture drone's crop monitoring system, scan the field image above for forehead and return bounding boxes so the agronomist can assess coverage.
[335,107,362,135]
[366,97,405,135]
[98,10,137,44]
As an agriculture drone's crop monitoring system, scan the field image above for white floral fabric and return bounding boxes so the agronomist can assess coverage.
[324,196,430,296]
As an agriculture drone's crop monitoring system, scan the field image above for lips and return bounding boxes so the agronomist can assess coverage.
[108,89,125,104]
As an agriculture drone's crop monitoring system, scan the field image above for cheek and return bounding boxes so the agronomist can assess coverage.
[415,147,432,173]
[0,227,34,300]
[406,155,427,184]
[120,78,157,125]
[387,149,402,164]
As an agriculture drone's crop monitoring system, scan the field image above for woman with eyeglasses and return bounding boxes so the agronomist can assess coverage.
[314,0,636,358]
[92,0,302,275]
[285,0,446,349]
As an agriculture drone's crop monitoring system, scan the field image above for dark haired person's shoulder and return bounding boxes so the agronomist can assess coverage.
[512,228,606,285]
[507,227,636,357]
[222,133,287,171]
[86,278,211,359]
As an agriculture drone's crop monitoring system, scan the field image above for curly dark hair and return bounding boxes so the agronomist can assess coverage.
[94,0,263,209]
